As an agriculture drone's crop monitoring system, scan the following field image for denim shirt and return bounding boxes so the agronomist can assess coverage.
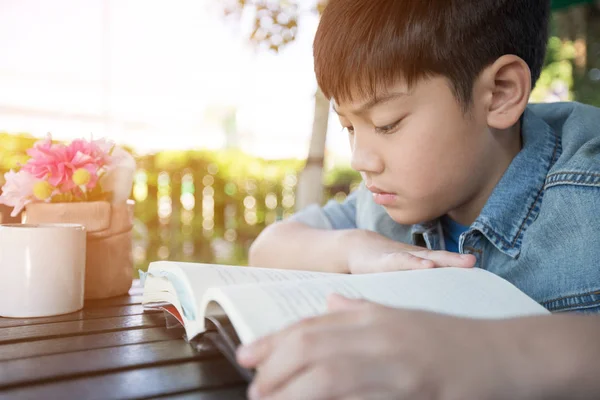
[291,102,600,313]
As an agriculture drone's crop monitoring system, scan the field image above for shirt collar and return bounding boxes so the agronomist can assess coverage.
[470,107,562,258]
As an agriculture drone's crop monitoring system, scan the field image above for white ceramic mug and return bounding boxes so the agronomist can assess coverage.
[0,224,86,318]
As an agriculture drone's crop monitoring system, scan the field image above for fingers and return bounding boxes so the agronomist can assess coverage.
[236,334,273,368]
[362,252,435,273]
[252,356,376,400]
[237,310,362,368]
[251,325,363,398]
[354,249,471,274]
[409,249,476,268]
[239,307,388,398]
[327,293,371,311]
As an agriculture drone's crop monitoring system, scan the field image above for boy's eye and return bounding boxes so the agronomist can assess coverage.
[374,119,402,134]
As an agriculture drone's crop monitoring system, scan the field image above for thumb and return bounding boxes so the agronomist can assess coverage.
[327,293,370,312]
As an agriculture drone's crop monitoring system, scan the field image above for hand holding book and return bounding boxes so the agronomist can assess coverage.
[239,295,509,399]
[238,295,600,400]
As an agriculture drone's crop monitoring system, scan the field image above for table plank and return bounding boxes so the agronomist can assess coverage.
[0,305,154,328]
[0,339,220,389]
[0,279,249,399]
[0,313,165,344]
[160,387,248,399]
[0,359,246,400]
[0,326,191,361]
[84,294,144,308]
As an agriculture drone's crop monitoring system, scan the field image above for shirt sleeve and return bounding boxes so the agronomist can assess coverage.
[288,190,358,230]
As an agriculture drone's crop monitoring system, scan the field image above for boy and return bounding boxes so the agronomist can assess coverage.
[249,0,600,314]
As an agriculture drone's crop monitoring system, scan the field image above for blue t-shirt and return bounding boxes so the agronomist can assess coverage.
[441,216,469,253]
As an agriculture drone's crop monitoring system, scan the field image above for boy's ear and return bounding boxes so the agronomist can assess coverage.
[481,55,531,130]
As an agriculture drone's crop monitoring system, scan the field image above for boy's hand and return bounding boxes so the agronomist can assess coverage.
[237,295,534,400]
[344,229,475,273]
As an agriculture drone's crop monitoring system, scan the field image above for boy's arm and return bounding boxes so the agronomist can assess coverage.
[248,220,355,273]
[248,193,361,273]
[248,192,475,273]
[505,314,600,399]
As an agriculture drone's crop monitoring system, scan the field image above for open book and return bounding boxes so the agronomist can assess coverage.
[141,261,549,379]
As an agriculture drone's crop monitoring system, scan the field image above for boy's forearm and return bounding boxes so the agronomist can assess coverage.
[503,314,600,400]
[248,221,358,273]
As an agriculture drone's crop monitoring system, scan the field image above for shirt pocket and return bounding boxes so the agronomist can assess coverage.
[542,290,600,314]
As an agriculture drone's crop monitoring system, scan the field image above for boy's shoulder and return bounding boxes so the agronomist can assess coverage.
[527,102,600,187]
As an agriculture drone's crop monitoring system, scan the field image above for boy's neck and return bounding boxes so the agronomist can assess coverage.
[447,122,523,226]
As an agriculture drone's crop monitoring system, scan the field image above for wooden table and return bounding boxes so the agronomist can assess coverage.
[0,281,248,399]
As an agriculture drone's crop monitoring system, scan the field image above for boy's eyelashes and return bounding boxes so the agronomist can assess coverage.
[374,119,402,134]
[343,119,403,135]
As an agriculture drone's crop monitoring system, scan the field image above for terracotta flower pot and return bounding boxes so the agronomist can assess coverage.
[24,200,135,299]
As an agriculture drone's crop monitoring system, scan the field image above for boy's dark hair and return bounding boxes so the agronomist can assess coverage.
[313,0,551,109]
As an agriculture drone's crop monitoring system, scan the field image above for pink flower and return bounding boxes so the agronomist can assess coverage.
[22,135,69,186]
[0,134,127,212]
[69,137,113,166]
[0,170,37,217]
[64,138,112,189]
[21,134,114,192]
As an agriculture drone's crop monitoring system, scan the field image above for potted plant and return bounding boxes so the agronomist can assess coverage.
[0,134,136,299]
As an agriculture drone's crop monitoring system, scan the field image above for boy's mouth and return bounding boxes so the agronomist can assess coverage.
[367,185,398,206]
[366,184,393,194]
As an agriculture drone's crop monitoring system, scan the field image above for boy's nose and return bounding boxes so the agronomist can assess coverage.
[350,134,384,174]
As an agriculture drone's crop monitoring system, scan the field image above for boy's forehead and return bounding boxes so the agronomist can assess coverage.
[332,82,410,115]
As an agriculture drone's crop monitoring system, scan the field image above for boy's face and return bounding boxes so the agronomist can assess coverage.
[334,76,509,225]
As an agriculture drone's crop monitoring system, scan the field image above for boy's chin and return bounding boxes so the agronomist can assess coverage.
[384,206,440,226]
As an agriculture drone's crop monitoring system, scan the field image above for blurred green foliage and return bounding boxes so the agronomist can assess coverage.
[0,132,360,273]
[2,22,600,273]
[532,7,600,104]
[531,37,577,102]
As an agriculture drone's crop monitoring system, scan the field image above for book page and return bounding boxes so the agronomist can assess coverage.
[145,261,337,327]
[202,267,550,344]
